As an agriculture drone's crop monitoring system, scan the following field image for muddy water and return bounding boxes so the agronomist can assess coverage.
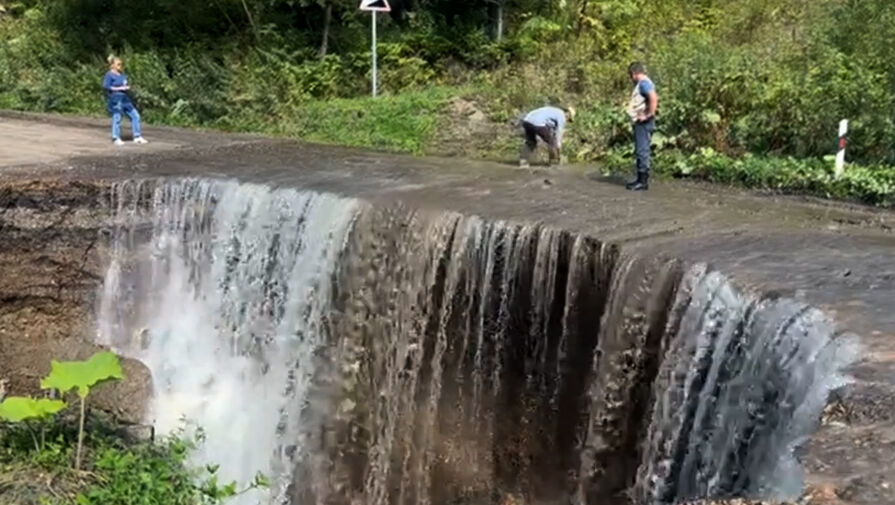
[93,177,856,505]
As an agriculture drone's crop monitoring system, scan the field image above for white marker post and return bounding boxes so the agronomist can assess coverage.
[835,119,848,178]
[359,0,391,98]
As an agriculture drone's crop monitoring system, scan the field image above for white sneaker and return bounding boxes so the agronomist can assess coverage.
[133,137,148,144]
[113,138,124,146]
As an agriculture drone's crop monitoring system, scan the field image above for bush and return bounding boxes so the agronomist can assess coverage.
[605,147,895,207]
[284,86,454,153]
[1,421,265,505]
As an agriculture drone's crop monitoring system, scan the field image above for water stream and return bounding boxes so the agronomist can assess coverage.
[96,177,856,505]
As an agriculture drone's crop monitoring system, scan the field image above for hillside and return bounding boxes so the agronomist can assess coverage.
[1,0,894,205]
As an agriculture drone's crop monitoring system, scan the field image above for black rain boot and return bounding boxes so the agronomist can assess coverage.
[627,172,649,191]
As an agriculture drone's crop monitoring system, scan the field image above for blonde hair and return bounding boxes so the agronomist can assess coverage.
[107,54,121,66]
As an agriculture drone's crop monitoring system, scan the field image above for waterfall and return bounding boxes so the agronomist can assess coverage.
[631,266,857,504]
[96,177,856,505]
[98,178,358,504]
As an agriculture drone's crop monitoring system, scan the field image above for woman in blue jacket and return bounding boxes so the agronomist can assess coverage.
[102,55,148,145]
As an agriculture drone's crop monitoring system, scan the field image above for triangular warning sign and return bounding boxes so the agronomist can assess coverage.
[359,0,390,12]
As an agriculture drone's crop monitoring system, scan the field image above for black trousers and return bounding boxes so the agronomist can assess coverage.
[521,121,558,162]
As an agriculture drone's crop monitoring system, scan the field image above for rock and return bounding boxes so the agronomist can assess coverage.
[679,500,792,505]
[447,96,489,123]
[804,482,842,503]
[499,493,523,505]
[447,97,478,118]
[117,423,156,443]
[42,341,153,425]
[94,355,153,425]
[468,109,487,123]
[339,398,356,414]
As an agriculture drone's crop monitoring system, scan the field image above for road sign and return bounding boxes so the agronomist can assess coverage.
[359,0,390,12]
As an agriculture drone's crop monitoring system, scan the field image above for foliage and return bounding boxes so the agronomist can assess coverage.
[75,429,269,505]
[0,397,66,423]
[40,352,124,399]
[37,351,124,470]
[285,86,454,153]
[2,0,895,205]
[0,396,67,453]
[604,147,895,207]
[0,419,267,505]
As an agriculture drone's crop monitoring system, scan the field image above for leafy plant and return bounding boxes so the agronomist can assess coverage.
[2,421,269,505]
[0,397,67,423]
[0,396,66,451]
[40,351,124,470]
[603,147,895,207]
[74,424,270,505]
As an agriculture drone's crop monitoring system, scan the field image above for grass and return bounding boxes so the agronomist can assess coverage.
[284,86,457,154]
[0,415,262,505]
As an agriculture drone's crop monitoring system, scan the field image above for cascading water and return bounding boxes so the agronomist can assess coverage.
[631,265,858,503]
[98,179,358,504]
[95,177,856,505]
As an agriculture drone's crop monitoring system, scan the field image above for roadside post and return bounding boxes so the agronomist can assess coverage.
[835,119,848,178]
[359,0,391,98]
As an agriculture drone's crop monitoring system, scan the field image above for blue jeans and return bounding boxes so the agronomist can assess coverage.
[111,101,142,140]
[634,118,655,174]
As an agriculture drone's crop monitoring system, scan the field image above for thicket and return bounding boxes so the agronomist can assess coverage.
[1,0,894,205]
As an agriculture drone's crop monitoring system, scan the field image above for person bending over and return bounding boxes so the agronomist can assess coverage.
[519,105,575,168]
[102,55,148,146]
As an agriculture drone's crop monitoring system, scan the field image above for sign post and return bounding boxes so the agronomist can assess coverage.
[372,10,377,97]
[359,0,391,98]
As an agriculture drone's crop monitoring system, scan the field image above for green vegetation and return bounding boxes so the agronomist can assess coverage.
[39,351,124,470]
[1,0,894,205]
[0,397,67,424]
[284,86,456,154]
[606,148,895,207]
[0,352,266,504]
[1,424,265,505]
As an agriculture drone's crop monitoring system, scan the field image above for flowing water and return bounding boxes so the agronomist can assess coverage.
[96,177,856,505]
[98,179,358,503]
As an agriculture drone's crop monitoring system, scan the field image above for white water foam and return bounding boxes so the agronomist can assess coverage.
[97,178,358,504]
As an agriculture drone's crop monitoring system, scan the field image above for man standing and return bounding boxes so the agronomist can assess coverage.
[625,62,658,191]
[519,105,575,168]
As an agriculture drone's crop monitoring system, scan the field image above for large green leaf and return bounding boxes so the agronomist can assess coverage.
[40,351,124,398]
[0,396,67,422]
